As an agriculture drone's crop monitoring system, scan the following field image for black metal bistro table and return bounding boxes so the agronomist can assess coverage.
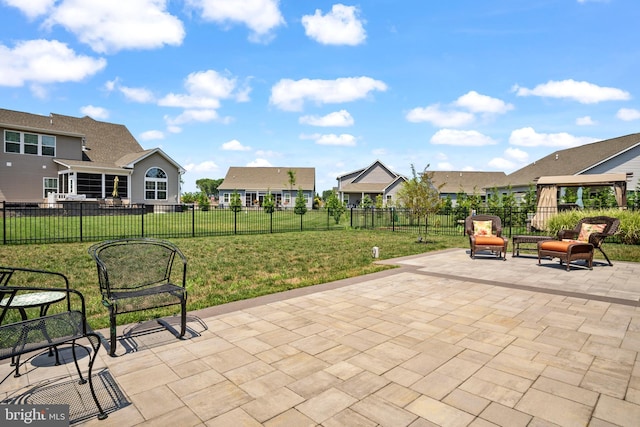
[0,290,66,376]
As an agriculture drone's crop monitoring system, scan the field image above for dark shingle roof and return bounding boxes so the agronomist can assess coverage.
[0,108,145,167]
[219,167,316,191]
[431,171,507,195]
[504,133,640,186]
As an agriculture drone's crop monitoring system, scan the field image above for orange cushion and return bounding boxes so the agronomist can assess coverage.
[577,223,606,242]
[475,236,505,245]
[473,220,493,236]
[540,240,573,252]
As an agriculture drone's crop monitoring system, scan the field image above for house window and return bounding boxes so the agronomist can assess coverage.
[106,175,128,198]
[284,193,291,206]
[76,173,102,199]
[4,130,56,156]
[4,131,20,153]
[223,193,230,204]
[42,136,55,156]
[303,193,310,205]
[43,178,58,198]
[145,167,167,200]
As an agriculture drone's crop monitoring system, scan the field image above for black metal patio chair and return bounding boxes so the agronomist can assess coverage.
[88,238,188,356]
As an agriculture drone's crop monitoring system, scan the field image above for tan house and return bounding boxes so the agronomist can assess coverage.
[0,108,184,205]
[218,167,316,209]
[336,160,407,207]
[430,171,507,206]
[493,132,640,202]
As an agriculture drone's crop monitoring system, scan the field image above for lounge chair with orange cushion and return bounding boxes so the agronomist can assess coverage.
[465,214,508,260]
[557,216,619,266]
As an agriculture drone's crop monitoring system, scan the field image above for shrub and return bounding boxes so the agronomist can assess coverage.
[546,208,640,244]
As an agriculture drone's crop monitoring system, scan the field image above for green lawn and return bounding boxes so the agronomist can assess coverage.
[1,230,638,329]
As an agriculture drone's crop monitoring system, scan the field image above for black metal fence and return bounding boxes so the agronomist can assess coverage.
[0,201,570,245]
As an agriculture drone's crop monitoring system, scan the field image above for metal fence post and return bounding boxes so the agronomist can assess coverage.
[79,202,84,242]
[2,201,5,245]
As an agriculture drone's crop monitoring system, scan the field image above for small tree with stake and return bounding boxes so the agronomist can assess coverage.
[294,188,307,230]
[396,164,443,242]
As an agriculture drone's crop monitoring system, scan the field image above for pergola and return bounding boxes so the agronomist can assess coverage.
[531,173,628,230]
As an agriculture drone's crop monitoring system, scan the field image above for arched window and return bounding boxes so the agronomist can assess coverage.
[145,167,167,200]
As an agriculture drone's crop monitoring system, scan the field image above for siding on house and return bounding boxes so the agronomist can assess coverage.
[218,167,316,209]
[0,108,184,204]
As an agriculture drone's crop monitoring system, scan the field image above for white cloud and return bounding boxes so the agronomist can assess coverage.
[616,108,640,121]
[437,162,454,170]
[139,130,164,141]
[120,86,155,103]
[167,125,182,134]
[430,129,498,146]
[301,133,357,146]
[504,147,529,162]
[185,160,219,172]
[80,105,109,120]
[0,39,106,87]
[406,105,475,127]
[222,139,251,151]
[509,127,597,147]
[187,0,284,43]
[454,91,514,114]
[44,0,184,54]
[158,94,221,109]
[299,110,354,127]
[270,77,387,111]
[164,109,219,125]
[513,79,630,104]
[372,148,387,156]
[302,4,366,46]
[184,69,238,99]
[158,70,245,116]
[247,158,273,167]
[2,0,55,19]
[576,115,596,125]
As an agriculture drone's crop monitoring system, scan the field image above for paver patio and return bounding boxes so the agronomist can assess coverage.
[2,248,639,426]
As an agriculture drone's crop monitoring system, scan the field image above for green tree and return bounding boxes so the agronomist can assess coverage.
[442,195,452,213]
[375,194,384,209]
[322,189,335,201]
[487,187,501,211]
[294,188,307,215]
[562,187,579,204]
[521,184,536,213]
[396,164,443,234]
[196,192,210,211]
[360,195,374,208]
[326,191,346,224]
[230,190,242,212]
[263,191,275,214]
[196,178,223,196]
[181,192,197,204]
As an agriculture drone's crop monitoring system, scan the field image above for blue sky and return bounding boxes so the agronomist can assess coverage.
[1,0,639,193]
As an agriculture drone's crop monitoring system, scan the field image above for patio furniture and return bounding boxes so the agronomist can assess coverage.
[557,216,620,266]
[512,235,554,257]
[537,240,594,271]
[88,238,188,357]
[465,214,508,260]
[0,266,107,420]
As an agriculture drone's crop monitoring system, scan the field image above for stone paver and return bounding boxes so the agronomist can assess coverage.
[2,248,640,426]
